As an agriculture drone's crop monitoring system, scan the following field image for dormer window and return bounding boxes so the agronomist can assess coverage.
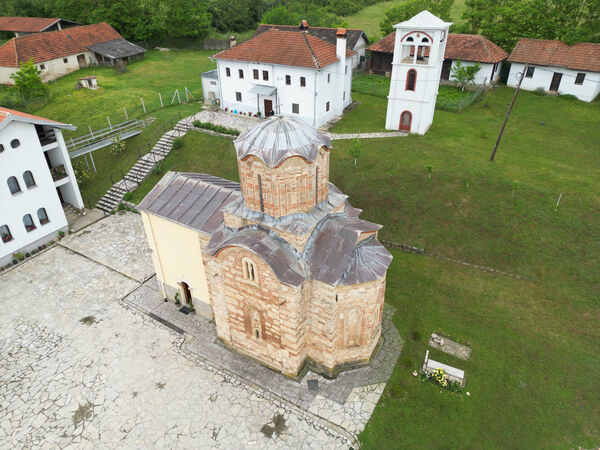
[242,257,257,282]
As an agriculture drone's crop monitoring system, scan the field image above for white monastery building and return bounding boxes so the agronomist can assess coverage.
[0,108,83,266]
[385,10,452,134]
[203,27,354,128]
[507,38,600,102]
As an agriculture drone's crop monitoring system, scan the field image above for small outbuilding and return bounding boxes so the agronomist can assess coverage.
[200,69,220,104]
[78,75,98,90]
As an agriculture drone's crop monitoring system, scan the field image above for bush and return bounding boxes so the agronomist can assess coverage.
[153,162,163,176]
[172,137,184,149]
[192,120,240,136]
[533,87,547,96]
[72,161,90,186]
[123,192,133,201]
[118,203,125,211]
[111,137,127,157]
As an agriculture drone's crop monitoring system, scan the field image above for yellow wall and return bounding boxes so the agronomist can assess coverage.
[141,212,211,306]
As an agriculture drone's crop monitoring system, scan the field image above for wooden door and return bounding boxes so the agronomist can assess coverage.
[549,72,562,92]
[441,59,452,80]
[77,54,87,68]
[181,282,192,304]
[264,99,273,116]
[399,111,412,132]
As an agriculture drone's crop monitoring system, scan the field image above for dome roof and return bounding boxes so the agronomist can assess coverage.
[234,116,332,168]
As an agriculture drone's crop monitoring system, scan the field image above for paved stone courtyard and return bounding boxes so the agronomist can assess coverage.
[0,212,402,448]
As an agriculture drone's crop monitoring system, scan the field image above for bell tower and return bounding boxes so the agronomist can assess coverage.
[385,10,452,135]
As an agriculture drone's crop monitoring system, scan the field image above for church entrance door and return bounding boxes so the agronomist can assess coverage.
[399,111,412,132]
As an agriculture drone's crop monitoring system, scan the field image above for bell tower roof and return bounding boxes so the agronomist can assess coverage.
[234,116,332,168]
[394,10,452,30]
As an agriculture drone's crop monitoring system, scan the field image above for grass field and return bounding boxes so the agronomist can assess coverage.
[127,87,599,447]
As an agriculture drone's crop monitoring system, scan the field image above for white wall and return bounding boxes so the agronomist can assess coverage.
[508,63,600,102]
[216,58,352,128]
[448,60,502,84]
[0,51,97,85]
[0,121,69,265]
[201,76,220,103]
[352,36,369,69]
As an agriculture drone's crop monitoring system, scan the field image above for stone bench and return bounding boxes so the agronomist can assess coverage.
[422,350,466,387]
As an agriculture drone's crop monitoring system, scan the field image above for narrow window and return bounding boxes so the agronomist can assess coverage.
[236,91,242,102]
[23,171,35,188]
[292,103,299,114]
[1,224,12,243]
[11,139,20,148]
[7,176,21,195]
[345,65,348,74]
[37,207,49,225]
[23,214,36,232]
[257,174,264,212]
[238,69,244,79]
[300,76,306,87]
[327,73,331,83]
[0,144,4,153]
[326,101,330,112]
[262,70,268,81]
[285,75,291,85]
[406,69,416,91]
[575,73,585,85]
[63,57,68,63]
[251,309,261,339]
[243,258,256,282]
[343,91,346,101]
[226,67,231,77]
[253,69,259,79]
[525,66,535,78]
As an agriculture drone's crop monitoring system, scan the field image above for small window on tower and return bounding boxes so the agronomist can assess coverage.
[327,73,331,83]
[242,257,256,282]
[406,69,417,91]
[326,101,330,112]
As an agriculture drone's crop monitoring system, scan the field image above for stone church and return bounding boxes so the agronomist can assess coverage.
[139,116,392,378]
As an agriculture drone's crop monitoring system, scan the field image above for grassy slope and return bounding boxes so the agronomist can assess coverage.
[127,88,599,447]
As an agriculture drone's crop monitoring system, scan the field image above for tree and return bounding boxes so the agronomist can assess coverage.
[380,0,454,36]
[163,0,211,39]
[450,58,481,89]
[261,4,297,25]
[10,59,48,99]
[349,138,362,166]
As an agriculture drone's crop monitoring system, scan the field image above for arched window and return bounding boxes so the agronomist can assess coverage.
[0,144,4,153]
[23,170,36,188]
[421,37,429,43]
[11,139,20,149]
[406,69,417,91]
[250,308,262,339]
[0,224,12,243]
[406,36,414,42]
[37,207,49,225]
[23,214,36,232]
[399,111,412,132]
[242,257,256,282]
[7,176,21,195]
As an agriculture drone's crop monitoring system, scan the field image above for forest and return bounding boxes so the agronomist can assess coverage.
[1,0,599,49]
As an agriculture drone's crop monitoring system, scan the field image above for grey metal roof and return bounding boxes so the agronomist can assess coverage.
[340,237,393,285]
[201,69,219,79]
[137,172,241,234]
[255,24,370,49]
[234,115,332,168]
[87,38,146,59]
[249,84,277,96]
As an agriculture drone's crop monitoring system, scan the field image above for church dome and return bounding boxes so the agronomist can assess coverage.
[234,116,332,168]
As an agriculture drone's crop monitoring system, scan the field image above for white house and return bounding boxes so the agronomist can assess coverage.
[508,38,600,102]
[255,21,370,69]
[0,107,83,266]
[0,22,146,84]
[369,32,508,85]
[385,10,452,134]
[206,27,354,128]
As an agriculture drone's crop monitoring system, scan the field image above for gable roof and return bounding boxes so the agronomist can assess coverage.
[0,22,124,67]
[0,17,79,33]
[508,38,600,73]
[395,10,452,29]
[368,32,508,63]
[214,28,355,69]
[0,106,75,131]
[255,23,369,50]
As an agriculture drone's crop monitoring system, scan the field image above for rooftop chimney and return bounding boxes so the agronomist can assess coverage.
[336,27,347,38]
[335,28,347,115]
[299,20,309,32]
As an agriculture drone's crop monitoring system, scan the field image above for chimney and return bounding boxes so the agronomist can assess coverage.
[229,35,237,47]
[299,20,309,32]
[335,28,347,115]
[336,28,347,60]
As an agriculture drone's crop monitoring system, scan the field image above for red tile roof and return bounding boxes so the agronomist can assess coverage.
[508,38,600,72]
[215,28,355,69]
[0,106,74,131]
[368,32,508,63]
[0,22,122,67]
[0,17,60,33]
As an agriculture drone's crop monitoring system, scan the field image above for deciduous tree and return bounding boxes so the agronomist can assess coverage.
[10,58,48,99]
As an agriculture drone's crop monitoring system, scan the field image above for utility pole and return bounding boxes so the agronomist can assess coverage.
[490,64,527,161]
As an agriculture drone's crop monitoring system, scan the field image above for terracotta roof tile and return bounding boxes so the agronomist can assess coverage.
[368,32,508,63]
[255,23,369,49]
[509,38,600,72]
[215,28,354,69]
[0,22,122,67]
[0,17,60,33]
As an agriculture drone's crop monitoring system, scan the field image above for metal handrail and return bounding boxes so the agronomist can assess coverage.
[67,119,142,152]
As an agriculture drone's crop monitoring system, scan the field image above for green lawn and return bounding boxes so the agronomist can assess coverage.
[127,87,599,447]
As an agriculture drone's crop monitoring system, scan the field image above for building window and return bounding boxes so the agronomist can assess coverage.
[327,73,331,83]
[23,170,35,188]
[226,67,231,77]
[63,58,68,63]
[7,176,21,195]
[0,224,12,243]
[285,75,291,85]
[253,69,259,79]
[406,69,417,91]
[239,69,244,79]
[39,64,45,71]
[250,308,262,339]
[262,70,268,81]
[236,91,242,102]
[37,207,49,225]
[242,257,256,282]
[575,73,585,85]
[343,91,346,101]
[525,66,535,78]
[292,103,299,114]
[23,214,36,232]
[210,80,216,85]
[257,174,264,212]
[345,65,348,74]
[300,77,306,87]
[0,144,4,153]
[11,139,20,148]
[326,101,330,112]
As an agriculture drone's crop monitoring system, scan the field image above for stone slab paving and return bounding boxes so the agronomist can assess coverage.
[59,212,154,283]
[0,246,350,449]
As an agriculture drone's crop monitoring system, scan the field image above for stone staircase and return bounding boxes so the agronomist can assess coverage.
[95,116,194,214]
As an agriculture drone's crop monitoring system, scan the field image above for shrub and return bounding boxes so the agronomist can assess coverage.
[172,137,184,149]
[111,137,126,157]
[192,121,240,136]
[118,203,125,211]
[153,162,163,176]
[58,231,65,238]
[533,87,546,96]
[72,161,90,186]
[10,58,48,99]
